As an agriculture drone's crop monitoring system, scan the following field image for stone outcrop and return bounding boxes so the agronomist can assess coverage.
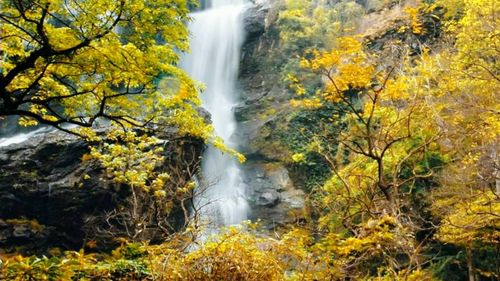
[0,131,109,254]
[244,0,278,41]
[243,162,305,227]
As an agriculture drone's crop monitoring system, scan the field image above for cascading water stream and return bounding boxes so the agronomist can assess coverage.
[182,0,249,227]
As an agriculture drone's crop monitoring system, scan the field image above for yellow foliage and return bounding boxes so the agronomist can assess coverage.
[90,131,165,191]
[148,225,286,281]
[436,190,500,245]
[291,153,306,162]
[296,37,375,101]
[404,7,424,35]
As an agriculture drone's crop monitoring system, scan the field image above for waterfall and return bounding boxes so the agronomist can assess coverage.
[182,0,249,227]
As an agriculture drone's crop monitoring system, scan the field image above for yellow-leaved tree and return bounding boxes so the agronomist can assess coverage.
[0,0,206,133]
[0,0,219,189]
[288,35,444,279]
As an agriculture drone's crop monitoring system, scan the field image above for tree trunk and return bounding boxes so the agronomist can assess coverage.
[467,248,475,281]
[493,150,499,196]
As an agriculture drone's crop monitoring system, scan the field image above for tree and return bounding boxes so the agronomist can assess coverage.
[0,0,208,139]
[293,36,441,210]
[287,35,445,279]
[0,0,225,191]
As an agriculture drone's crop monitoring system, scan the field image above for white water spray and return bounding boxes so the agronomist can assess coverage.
[182,0,249,226]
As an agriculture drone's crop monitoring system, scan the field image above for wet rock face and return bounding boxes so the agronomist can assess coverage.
[0,129,204,255]
[243,1,269,41]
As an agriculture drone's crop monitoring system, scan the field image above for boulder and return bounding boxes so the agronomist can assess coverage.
[256,189,280,207]
[243,162,305,227]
